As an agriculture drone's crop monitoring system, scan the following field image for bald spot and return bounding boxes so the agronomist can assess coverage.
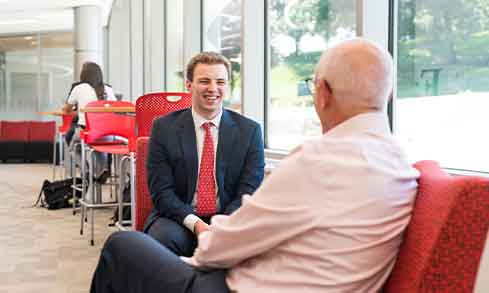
[316,38,393,114]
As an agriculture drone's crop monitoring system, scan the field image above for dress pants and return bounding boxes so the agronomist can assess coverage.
[146,217,210,257]
[90,231,230,293]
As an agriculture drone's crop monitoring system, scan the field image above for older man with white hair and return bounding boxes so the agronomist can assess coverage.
[90,38,419,293]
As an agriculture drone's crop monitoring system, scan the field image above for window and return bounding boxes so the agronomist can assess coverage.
[395,0,489,172]
[267,0,356,150]
[203,0,242,112]
[0,32,73,120]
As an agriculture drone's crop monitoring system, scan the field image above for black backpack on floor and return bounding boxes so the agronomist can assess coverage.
[34,178,82,210]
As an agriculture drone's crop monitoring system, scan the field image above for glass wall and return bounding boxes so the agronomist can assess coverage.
[0,32,73,120]
[203,0,242,112]
[395,0,489,172]
[267,0,356,150]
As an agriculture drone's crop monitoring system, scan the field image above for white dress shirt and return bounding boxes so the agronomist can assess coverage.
[67,83,116,126]
[182,108,222,232]
[183,112,420,292]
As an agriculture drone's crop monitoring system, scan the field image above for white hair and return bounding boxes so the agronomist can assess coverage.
[316,38,393,113]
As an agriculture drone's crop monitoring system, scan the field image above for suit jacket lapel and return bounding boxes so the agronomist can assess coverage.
[176,109,198,201]
[216,110,236,192]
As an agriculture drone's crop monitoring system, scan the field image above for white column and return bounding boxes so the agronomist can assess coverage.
[356,0,390,49]
[241,0,266,128]
[183,0,202,68]
[74,5,103,78]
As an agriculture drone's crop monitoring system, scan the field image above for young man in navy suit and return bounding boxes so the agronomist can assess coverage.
[144,52,265,256]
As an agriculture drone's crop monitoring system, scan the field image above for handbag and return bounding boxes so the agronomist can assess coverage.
[34,178,82,210]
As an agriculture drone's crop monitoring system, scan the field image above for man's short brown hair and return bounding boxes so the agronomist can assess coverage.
[186,52,231,81]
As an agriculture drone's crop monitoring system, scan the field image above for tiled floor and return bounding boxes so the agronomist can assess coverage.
[0,164,116,293]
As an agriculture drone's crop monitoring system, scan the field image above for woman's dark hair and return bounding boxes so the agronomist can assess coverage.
[80,62,105,100]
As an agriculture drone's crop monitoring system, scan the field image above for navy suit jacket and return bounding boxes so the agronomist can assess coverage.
[144,108,265,231]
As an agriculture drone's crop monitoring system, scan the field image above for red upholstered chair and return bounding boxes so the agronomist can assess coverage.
[27,121,55,163]
[384,160,489,292]
[134,136,152,231]
[28,120,55,142]
[0,121,29,161]
[119,92,191,230]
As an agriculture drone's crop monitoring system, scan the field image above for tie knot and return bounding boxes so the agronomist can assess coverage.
[202,122,213,131]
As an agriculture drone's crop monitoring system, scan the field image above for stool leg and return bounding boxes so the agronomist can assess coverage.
[130,153,136,230]
[59,133,65,179]
[90,202,95,246]
[71,147,77,216]
[80,142,87,235]
[52,133,58,181]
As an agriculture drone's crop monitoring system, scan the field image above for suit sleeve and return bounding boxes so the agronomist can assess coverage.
[223,124,265,214]
[147,119,194,224]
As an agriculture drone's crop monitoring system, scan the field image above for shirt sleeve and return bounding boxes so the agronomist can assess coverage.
[105,85,116,101]
[189,150,319,269]
[183,214,201,233]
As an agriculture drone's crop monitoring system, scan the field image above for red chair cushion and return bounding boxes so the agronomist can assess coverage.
[92,144,130,156]
[28,121,55,142]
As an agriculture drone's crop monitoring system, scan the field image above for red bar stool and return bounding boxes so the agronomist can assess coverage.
[77,100,135,245]
[52,114,73,180]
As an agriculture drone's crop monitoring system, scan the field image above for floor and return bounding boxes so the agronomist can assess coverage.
[0,164,116,293]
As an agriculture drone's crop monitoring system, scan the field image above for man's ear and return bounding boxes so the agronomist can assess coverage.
[185,79,192,91]
[316,79,332,110]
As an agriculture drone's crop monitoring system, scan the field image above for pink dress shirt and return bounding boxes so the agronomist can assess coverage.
[186,112,420,293]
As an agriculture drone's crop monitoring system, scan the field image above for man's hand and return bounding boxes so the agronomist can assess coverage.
[194,220,210,236]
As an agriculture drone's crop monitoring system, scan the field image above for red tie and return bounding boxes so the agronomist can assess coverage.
[197,122,216,216]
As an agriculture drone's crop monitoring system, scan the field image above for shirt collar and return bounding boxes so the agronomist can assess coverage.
[325,112,391,138]
[191,107,223,129]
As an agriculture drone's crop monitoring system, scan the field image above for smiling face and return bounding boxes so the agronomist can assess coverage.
[186,63,229,119]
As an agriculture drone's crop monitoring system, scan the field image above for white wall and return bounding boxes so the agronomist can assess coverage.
[106,0,131,100]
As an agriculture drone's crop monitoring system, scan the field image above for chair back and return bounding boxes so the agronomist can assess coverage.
[135,92,192,137]
[0,121,29,141]
[384,160,489,292]
[59,114,74,134]
[82,100,135,144]
[134,136,152,231]
[28,121,55,142]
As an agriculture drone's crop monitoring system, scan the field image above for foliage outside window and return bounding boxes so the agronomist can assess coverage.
[395,0,489,172]
[268,0,355,150]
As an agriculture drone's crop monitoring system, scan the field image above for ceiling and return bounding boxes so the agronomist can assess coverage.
[0,0,113,35]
